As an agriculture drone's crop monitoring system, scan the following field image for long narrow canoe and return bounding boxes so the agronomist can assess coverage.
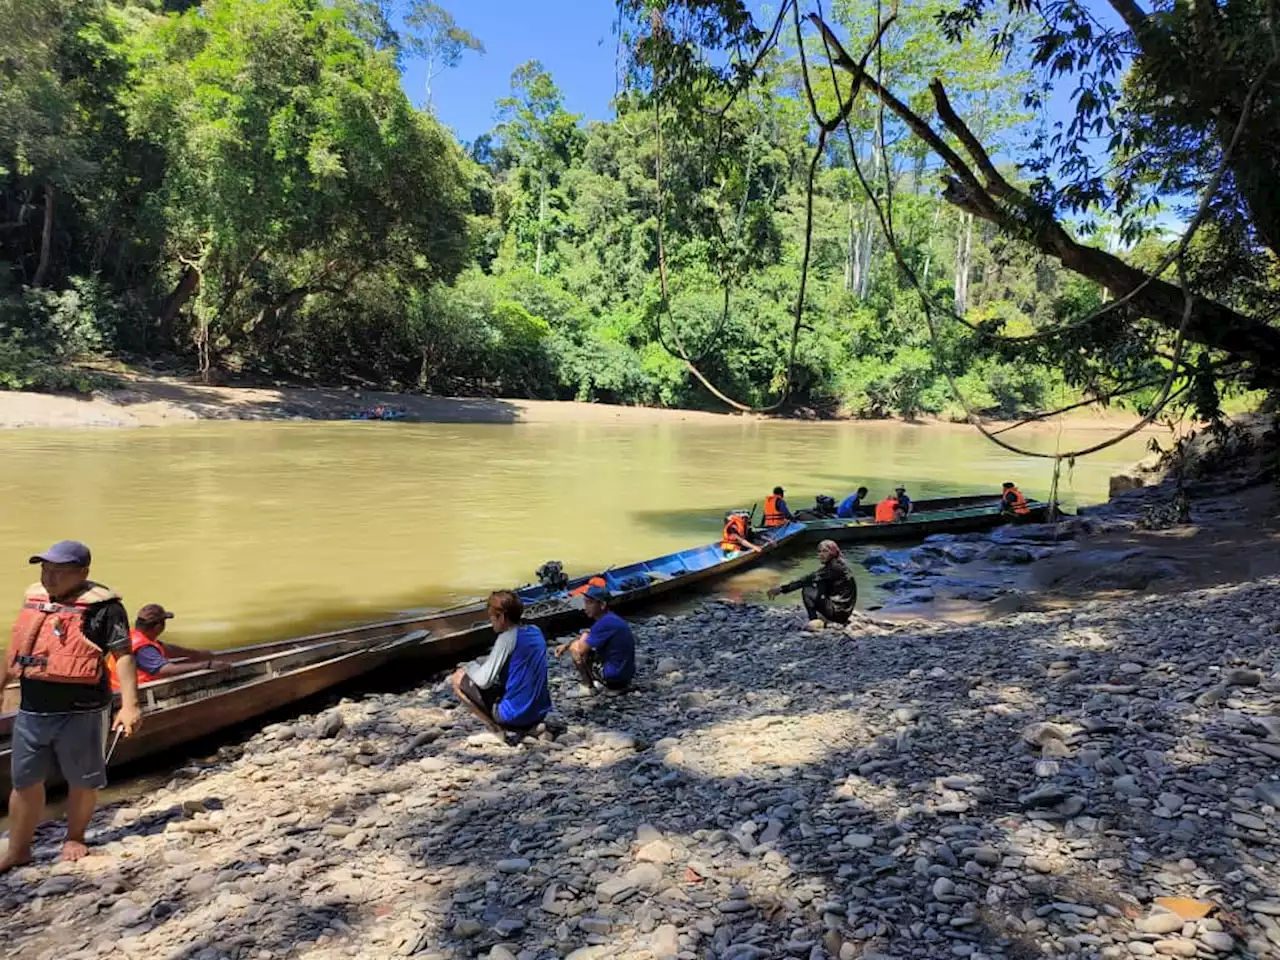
[788,493,1052,543]
[0,521,804,798]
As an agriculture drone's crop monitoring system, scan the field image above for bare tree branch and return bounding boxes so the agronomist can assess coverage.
[1105,0,1151,36]
[928,80,1017,202]
[808,9,1280,383]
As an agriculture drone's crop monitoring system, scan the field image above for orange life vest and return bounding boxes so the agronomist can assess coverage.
[763,494,787,528]
[110,628,168,690]
[721,513,749,552]
[9,582,117,686]
[874,497,899,523]
[1005,485,1030,515]
[569,575,608,597]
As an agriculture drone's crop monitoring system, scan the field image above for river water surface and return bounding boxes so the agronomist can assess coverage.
[0,419,1154,647]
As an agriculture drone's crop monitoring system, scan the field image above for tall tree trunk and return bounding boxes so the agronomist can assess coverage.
[30,183,54,288]
[535,167,547,276]
[159,266,201,342]
[954,211,973,316]
[855,119,885,300]
[844,196,856,291]
[921,205,943,286]
[857,211,874,299]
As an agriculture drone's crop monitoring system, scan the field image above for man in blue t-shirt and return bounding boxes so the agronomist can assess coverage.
[895,485,914,518]
[836,486,869,519]
[451,590,552,745]
[554,584,635,695]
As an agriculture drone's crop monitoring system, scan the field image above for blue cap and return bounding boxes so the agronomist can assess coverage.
[29,540,91,567]
[584,584,611,603]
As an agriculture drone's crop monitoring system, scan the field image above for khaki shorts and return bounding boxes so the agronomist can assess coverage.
[11,708,110,790]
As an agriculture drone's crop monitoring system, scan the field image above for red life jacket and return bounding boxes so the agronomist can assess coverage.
[763,494,787,528]
[9,582,117,686]
[721,513,750,552]
[110,628,168,689]
[1006,486,1030,515]
[569,576,608,597]
[874,498,899,523]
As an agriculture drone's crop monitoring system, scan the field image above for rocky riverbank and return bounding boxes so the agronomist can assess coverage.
[5,574,1280,960]
[866,477,1280,614]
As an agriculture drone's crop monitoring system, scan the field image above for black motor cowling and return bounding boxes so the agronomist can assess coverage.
[535,561,569,592]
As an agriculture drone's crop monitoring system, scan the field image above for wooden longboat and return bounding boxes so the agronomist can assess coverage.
[789,493,1052,544]
[0,521,805,797]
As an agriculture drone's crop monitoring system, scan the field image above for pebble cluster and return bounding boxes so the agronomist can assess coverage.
[3,557,1280,960]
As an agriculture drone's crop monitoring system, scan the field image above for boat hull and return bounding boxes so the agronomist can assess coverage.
[792,495,1050,543]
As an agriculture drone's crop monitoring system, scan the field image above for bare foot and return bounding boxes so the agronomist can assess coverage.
[60,840,90,862]
[0,852,32,874]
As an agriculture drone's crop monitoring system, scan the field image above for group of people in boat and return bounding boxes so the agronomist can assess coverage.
[755,483,916,531]
[720,479,1032,629]
[753,480,1029,533]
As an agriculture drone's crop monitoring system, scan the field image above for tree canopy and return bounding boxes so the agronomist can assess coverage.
[2,0,1272,423]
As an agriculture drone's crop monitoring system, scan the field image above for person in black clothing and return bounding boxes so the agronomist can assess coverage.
[767,539,857,624]
[0,540,142,873]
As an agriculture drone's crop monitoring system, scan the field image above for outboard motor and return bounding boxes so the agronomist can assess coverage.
[535,561,569,592]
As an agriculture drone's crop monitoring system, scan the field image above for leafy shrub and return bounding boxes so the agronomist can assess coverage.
[0,277,125,360]
[0,333,112,394]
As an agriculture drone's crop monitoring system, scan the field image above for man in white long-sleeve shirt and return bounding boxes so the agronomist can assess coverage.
[450,590,552,745]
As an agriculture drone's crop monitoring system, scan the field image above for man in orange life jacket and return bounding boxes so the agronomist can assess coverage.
[720,511,760,554]
[763,487,794,528]
[1001,482,1031,516]
[0,541,142,872]
[112,604,228,688]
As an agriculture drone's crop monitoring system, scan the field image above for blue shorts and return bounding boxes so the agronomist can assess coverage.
[11,708,110,791]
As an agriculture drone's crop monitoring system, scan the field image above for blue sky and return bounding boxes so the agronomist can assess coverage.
[402,0,1088,156]
[400,0,1174,230]
[400,0,621,145]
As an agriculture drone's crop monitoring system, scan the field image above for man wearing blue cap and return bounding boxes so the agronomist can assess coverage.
[0,540,143,871]
[554,584,636,696]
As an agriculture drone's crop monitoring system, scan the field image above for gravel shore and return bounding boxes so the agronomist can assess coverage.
[5,575,1280,960]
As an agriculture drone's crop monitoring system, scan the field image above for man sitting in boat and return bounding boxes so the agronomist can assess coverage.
[767,539,857,625]
[450,590,552,746]
[895,486,914,517]
[720,511,760,555]
[874,494,902,523]
[763,487,794,527]
[1001,481,1031,516]
[837,486,870,519]
[110,604,228,689]
[553,585,636,696]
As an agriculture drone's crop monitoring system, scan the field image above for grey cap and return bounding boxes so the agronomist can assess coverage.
[28,540,91,567]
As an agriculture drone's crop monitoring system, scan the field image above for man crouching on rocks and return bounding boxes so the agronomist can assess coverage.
[553,584,636,697]
[0,540,143,871]
[767,539,857,625]
[450,590,552,746]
